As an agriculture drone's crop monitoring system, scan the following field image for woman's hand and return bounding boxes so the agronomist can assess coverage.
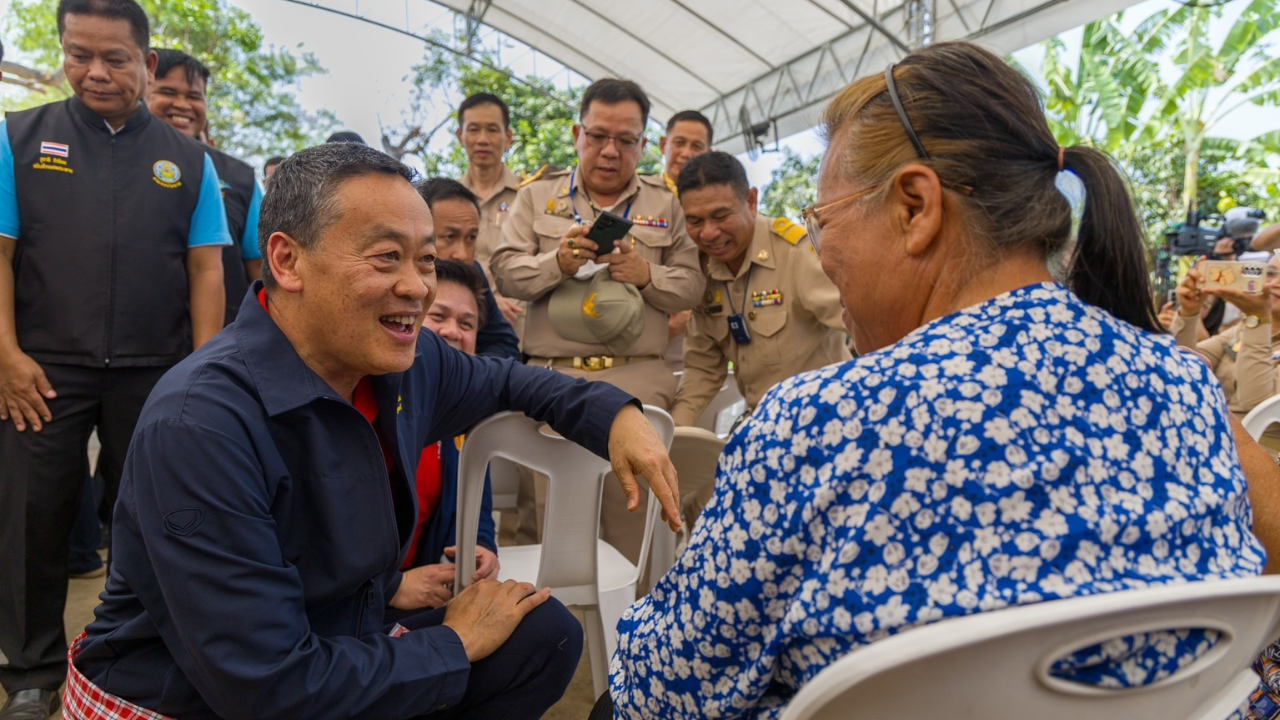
[1208,286,1272,320]
[1175,266,1206,318]
[389,564,455,610]
[444,545,501,583]
[1157,301,1176,331]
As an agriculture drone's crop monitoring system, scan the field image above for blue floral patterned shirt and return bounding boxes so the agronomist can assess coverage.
[611,283,1265,719]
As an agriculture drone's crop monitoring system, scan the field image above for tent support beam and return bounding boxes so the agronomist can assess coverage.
[833,0,913,53]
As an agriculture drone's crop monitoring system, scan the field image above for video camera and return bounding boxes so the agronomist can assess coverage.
[1165,207,1267,257]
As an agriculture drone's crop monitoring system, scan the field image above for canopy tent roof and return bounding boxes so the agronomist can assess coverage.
[291,0,1143,153]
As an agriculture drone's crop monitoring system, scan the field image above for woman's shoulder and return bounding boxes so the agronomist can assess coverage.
[757,283,1218,424]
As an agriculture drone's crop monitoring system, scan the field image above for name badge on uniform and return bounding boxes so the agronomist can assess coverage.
[727,314,752,345]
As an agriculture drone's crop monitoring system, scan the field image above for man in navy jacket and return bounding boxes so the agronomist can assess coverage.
[67,142,681,720]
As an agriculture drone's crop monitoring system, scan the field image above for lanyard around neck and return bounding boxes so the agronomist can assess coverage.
[725,264,755,316]
[569,167,635,224]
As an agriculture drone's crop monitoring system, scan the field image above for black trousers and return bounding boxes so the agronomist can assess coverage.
[0,363,168,693]
[397,599,584,719]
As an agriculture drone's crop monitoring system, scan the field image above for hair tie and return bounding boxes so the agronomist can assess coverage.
[1057,146,1065,172]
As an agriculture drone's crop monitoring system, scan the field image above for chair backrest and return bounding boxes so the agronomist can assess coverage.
[485,456,520,511]
[646,427,726,578]
[455,406,674,605]
[781,576,1280,720]
[694,372,746,437]
[1243,394,1280,441]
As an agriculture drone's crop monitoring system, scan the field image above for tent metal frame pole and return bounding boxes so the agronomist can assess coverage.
[278,0,574,111]
[832,0,913,52]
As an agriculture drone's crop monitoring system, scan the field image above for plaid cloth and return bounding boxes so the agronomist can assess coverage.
[62,633,174,720]
[1247,646,1280,720]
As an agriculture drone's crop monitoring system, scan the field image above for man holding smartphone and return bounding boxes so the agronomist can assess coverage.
[491,78,704,562]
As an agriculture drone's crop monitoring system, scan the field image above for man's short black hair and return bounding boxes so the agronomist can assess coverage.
[458,92,510,130]
[417,177,481,218]
[580,78,650,127]
[153,48,210,88]
[258,143,414,290]
[264,156,286,171]
[433,259,489,329]
[676,151,749,199]
[57,0,150,52]
[326,130,367,145]
[666,110,713,144]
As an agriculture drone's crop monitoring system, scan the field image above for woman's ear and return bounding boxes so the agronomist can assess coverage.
[890,163,944,257]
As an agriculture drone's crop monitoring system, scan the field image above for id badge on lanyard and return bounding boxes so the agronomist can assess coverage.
[727,314,752,344]
[725,266,755,345]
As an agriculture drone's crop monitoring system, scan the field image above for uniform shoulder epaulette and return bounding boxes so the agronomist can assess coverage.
[771,217,807,245]
[518,164,550,187]
[637,173,663,185]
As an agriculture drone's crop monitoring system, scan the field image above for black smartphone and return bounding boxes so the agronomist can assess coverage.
[585,210,634,255]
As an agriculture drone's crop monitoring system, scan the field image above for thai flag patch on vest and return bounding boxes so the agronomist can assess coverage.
[40,142,69,157]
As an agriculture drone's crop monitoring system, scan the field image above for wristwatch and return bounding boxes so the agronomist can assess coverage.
[1245,315,1263,329]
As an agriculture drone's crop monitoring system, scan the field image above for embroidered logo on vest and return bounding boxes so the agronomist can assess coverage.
[153,160,182,188]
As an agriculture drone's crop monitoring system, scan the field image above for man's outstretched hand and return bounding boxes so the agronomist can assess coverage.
[608,404,681,532]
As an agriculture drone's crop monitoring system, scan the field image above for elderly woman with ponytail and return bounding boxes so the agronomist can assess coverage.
[604,41,1267,719]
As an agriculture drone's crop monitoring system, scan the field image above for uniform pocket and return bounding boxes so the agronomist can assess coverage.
[532,215,575,253]
[750,308,787,364]
[630,227,674,250]
[752,307,787,338]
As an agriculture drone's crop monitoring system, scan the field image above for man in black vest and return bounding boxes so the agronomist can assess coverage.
[0,2,230,716]
[147,48,263,325]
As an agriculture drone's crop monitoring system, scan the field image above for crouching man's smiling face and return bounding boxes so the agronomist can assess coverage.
[267,170,437,398]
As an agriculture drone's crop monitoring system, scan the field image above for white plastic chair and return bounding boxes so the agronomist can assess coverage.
[781,576,1280,720]
[694,371,747,438]
[1242,394,1280,441]
[486,456,519,513]
[453,405,675,697]
[651,427,725,566]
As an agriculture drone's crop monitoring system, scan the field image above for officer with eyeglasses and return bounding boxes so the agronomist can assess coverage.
[491,78,703,564]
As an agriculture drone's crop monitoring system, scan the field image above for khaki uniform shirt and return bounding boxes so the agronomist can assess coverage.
[490,168,705,360]
[459,164,524,271]
[671,215,850,426]
[640,172,688,370]
[1172,312,1280,417]
[638,172,679,197]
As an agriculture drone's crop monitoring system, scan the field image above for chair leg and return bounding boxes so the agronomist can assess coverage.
[583,605,608,699]
[598,582,638,667]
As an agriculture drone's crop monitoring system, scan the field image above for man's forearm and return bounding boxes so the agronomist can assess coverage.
[188,246,226,349]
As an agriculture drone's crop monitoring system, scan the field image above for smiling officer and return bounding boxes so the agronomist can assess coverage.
[147,48,264,326]
[490,78,704,562]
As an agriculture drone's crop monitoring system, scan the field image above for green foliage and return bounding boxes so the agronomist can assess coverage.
[758,148,819,222]
[393,39,663,178]
[4,0,335,161]
[1035,0,1280,242]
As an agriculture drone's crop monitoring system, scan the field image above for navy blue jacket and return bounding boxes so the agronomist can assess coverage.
[474,260,519,361]
[75,284,634,720]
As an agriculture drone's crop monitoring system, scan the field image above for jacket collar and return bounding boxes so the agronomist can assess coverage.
[69,94,150,135]
[234,282,411,417]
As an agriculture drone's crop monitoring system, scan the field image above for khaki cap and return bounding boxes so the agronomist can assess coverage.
[548,272,645,354]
